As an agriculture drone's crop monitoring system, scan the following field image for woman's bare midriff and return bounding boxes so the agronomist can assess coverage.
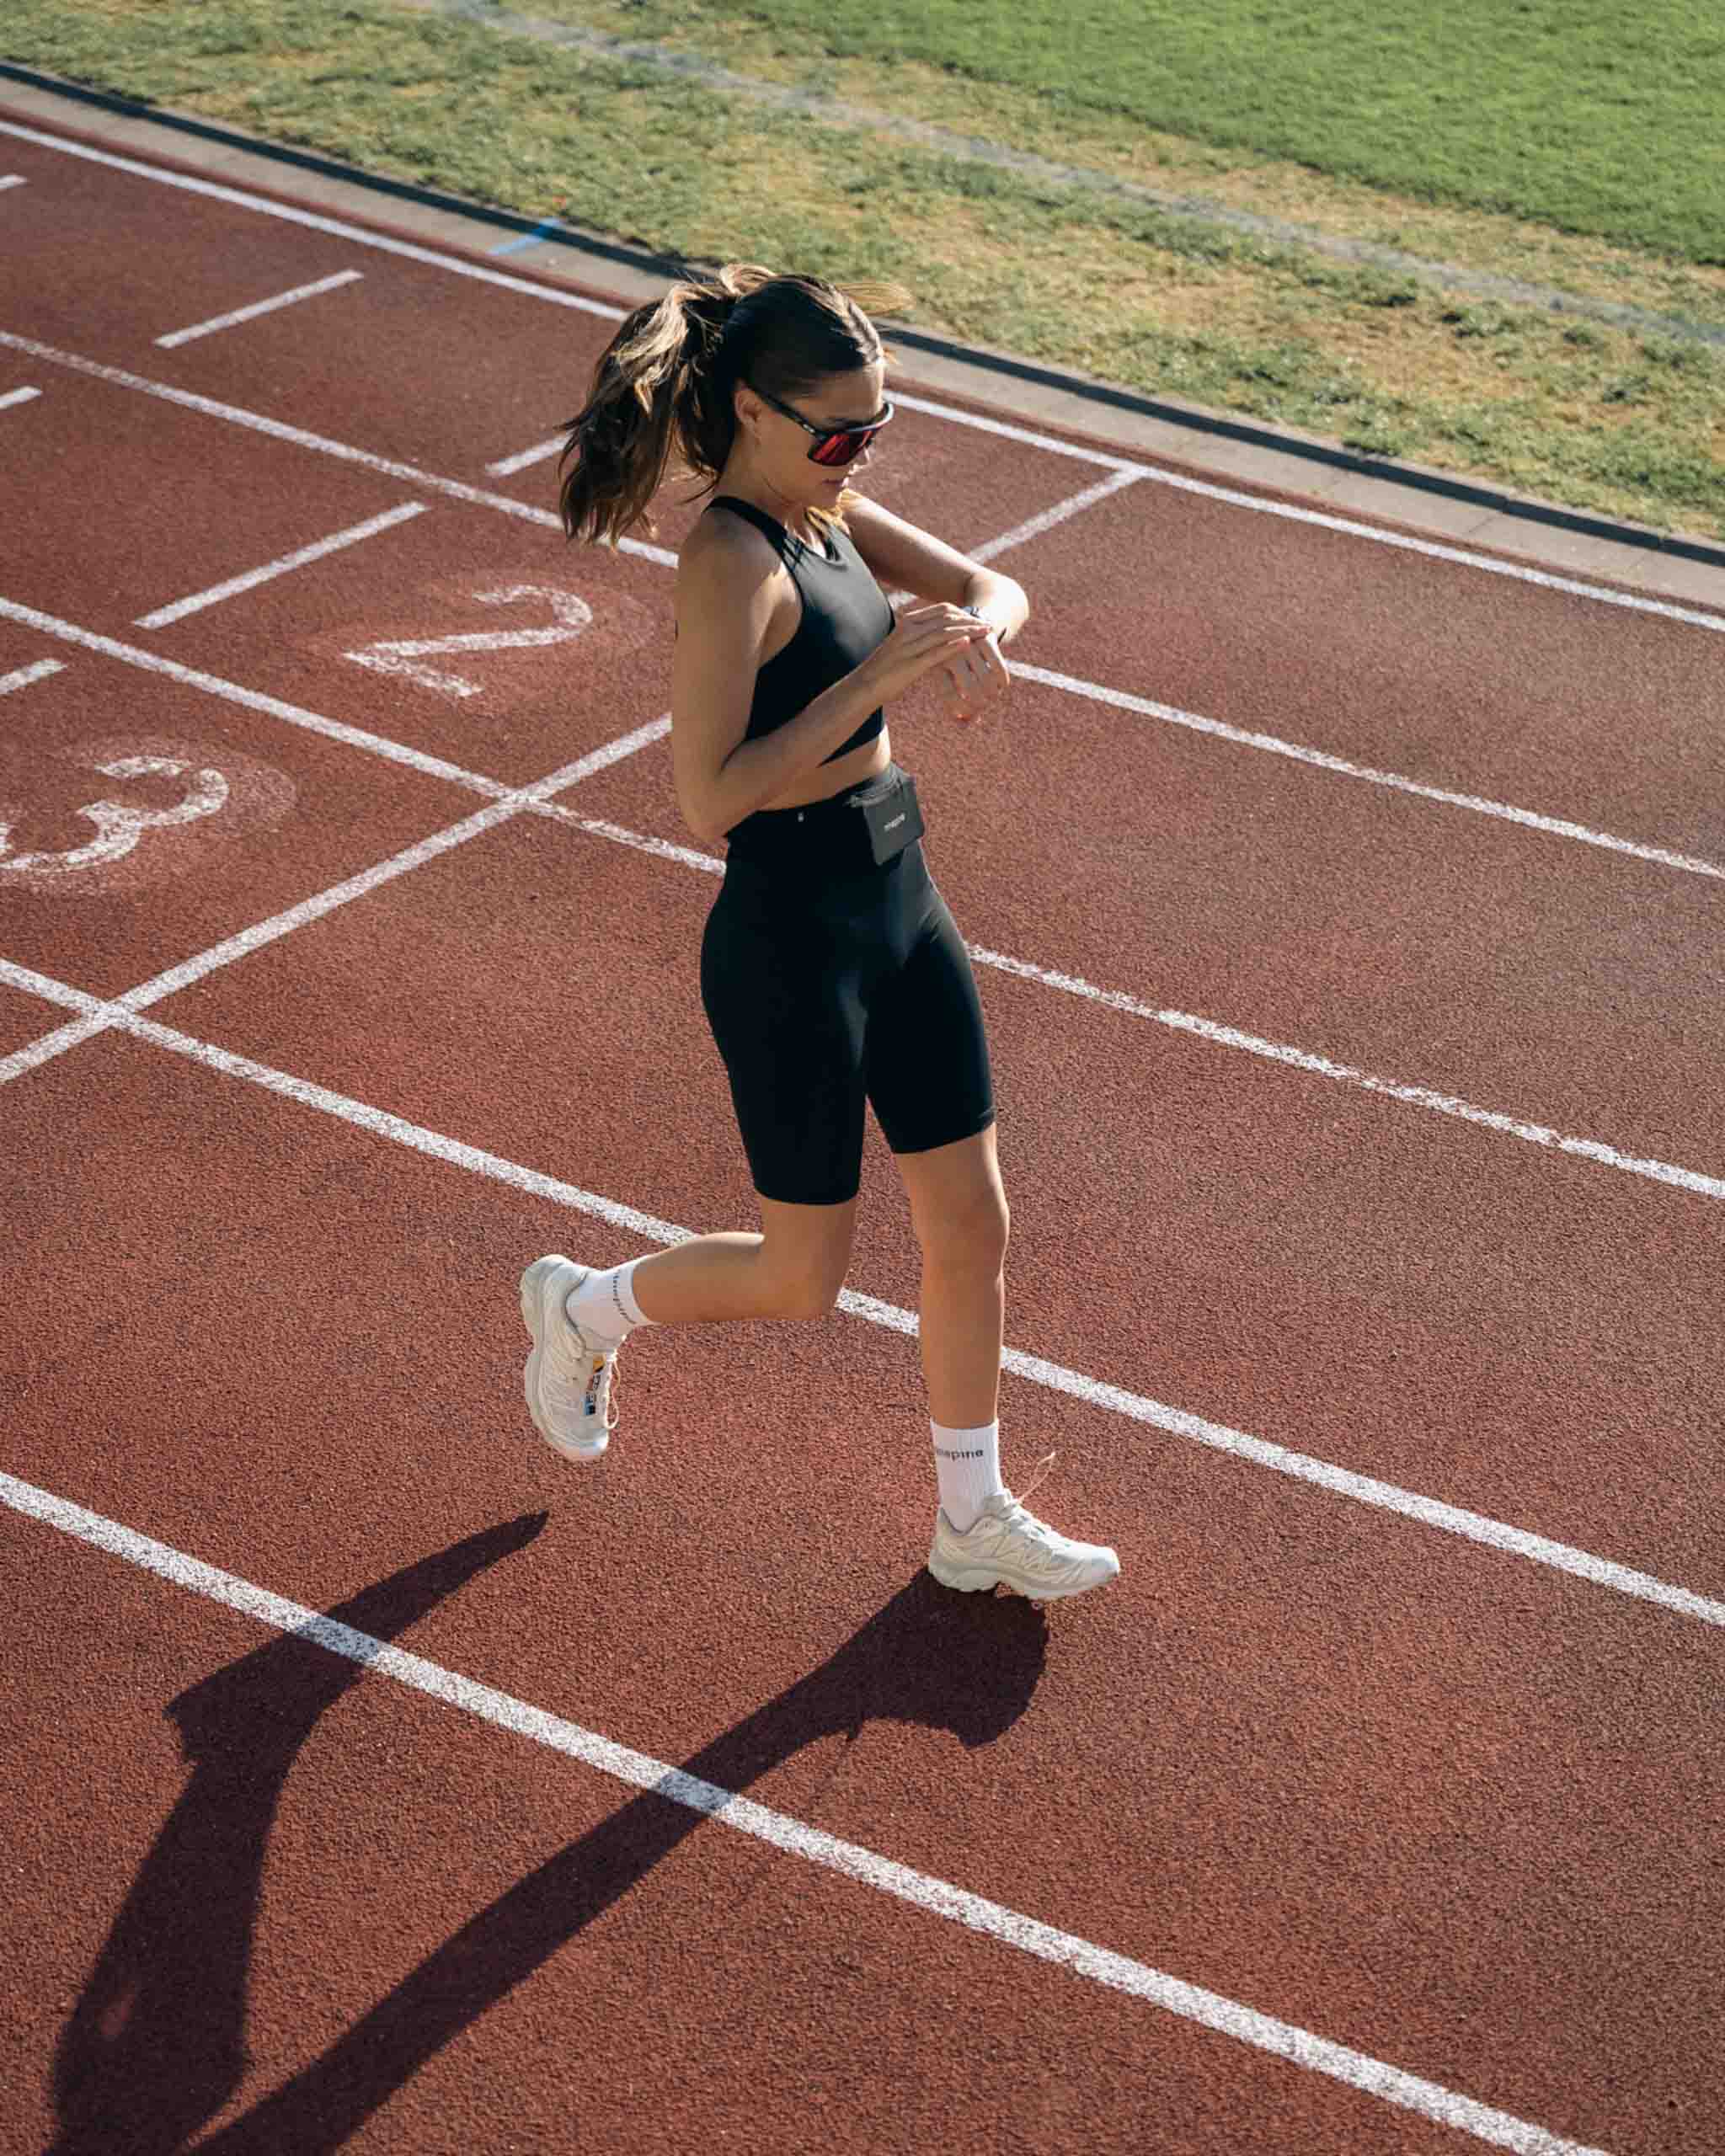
[756,728,891,811]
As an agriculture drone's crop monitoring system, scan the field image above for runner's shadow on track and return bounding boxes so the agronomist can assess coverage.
[151,1569,1046,2153]
[45,1512,547,2156]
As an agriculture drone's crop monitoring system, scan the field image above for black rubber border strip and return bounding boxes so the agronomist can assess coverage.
[5,56,1724,576]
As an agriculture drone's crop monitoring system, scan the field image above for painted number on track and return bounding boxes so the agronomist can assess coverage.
[344,584,594,699]
[0,755,229,876]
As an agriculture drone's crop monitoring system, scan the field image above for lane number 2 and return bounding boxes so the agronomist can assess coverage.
[344,584,594,699]
[0,755,229,876]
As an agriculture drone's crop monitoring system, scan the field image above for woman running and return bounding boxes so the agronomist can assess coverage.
[521,263,1119,1602]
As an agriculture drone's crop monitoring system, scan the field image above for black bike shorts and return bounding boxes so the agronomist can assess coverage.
[699,776,995,1207]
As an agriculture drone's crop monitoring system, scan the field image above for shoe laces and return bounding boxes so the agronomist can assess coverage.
[991,1452,1059,1539]
[567,1321,622,1432]
[1018,1449,1058,1507]
[590,1336,622,1433]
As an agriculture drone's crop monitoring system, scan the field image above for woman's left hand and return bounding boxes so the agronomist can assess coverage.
[943,622,1012,723]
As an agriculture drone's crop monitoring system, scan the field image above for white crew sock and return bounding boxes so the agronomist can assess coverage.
[931,1420,1005,1535]
[565,1259,652,1345]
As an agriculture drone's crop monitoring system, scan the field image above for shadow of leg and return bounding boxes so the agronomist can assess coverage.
[197,1574,1047,2154]
[48,1513,546,2156]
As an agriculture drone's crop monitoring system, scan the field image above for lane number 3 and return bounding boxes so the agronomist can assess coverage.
[0,755,229,876]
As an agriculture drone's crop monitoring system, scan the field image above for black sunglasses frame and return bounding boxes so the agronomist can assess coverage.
[750,382,895,466]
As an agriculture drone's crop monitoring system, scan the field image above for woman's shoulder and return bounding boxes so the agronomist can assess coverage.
[675,502,797,649]
[679,500,787,591]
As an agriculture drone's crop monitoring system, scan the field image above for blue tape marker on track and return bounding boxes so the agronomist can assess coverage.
[490,218,563,256]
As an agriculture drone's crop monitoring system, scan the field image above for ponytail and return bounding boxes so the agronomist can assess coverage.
[558,263,907,547]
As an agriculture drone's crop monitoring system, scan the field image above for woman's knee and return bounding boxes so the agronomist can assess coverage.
[919,1178,1010,1273]
[765,1253,851,1320]
[755,1209,856,1318]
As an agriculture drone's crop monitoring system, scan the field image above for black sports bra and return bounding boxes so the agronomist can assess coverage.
[710,496,895,764]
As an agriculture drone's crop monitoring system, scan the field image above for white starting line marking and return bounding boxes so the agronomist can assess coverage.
[155,268,366,350]
[0,713,669,1088]
[6,334,1717,889]
[2,584,1717,1210]
[0,590,538,797]
[135,500,430,627]
[0,1474,1615,2156]
[0,119,628,320]
[486,431,567,478]
[0,332,675,568]
[0,656,63,694]
[3,953,1722,1640]
[970,468,1142,563]
[0,382,40,411]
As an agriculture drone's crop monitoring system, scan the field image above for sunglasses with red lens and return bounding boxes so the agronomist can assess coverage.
[750,382,895,467]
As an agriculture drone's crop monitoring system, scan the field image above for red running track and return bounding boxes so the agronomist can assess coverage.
[2,105,1722,2156]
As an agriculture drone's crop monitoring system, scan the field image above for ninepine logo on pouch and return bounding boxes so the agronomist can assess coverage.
[584,1356,606,1414]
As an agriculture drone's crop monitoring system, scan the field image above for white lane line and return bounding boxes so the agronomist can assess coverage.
[486,432,566,478]
[0,383,40,411]
[969,469,1141,563]
[567,817,1725,1204]
[0,1472,1615,2156]
[884,402,1725,635]
[0,333,676,568]
[0,175,24,191]
[5,117,1723,634]
[155,267,365,350]
[3,323,1717,858]
[135,500,429,627]
[1011,661,1725,883]
[3,332,1715,874]
[0,714,670,1088]
[0,120,627,320]
[970,943,1725,1202]
[3,959,1720,1639]
[110,717,670,1015]
[0,591,521,796]
[0,656,63,693]
[2,584,1715,1209]
[892,389,1145,473]
[0,1010,109,1085]
[577,817,724,876]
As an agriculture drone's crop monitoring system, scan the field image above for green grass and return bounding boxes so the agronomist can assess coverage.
[3,0,1722,537]
[585,0,1725,264]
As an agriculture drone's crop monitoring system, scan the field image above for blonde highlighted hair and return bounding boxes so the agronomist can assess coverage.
[558,264,908,547]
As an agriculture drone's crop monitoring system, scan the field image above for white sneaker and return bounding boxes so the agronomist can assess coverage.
[928,1489,1119,1601]
[520,1255,621,1460]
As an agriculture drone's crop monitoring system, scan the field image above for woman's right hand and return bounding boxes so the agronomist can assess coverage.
[856,604,992,704]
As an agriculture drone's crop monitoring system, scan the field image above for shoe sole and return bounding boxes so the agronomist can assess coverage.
[520,1254,609,1460]
[927,1550,1120,1600]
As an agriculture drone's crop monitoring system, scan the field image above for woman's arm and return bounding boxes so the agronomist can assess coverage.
[844,495,1030,643]
[845,495,1022,722]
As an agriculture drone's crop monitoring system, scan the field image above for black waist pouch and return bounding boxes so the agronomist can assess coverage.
[854,766,925,865]
[725,764,926,876]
